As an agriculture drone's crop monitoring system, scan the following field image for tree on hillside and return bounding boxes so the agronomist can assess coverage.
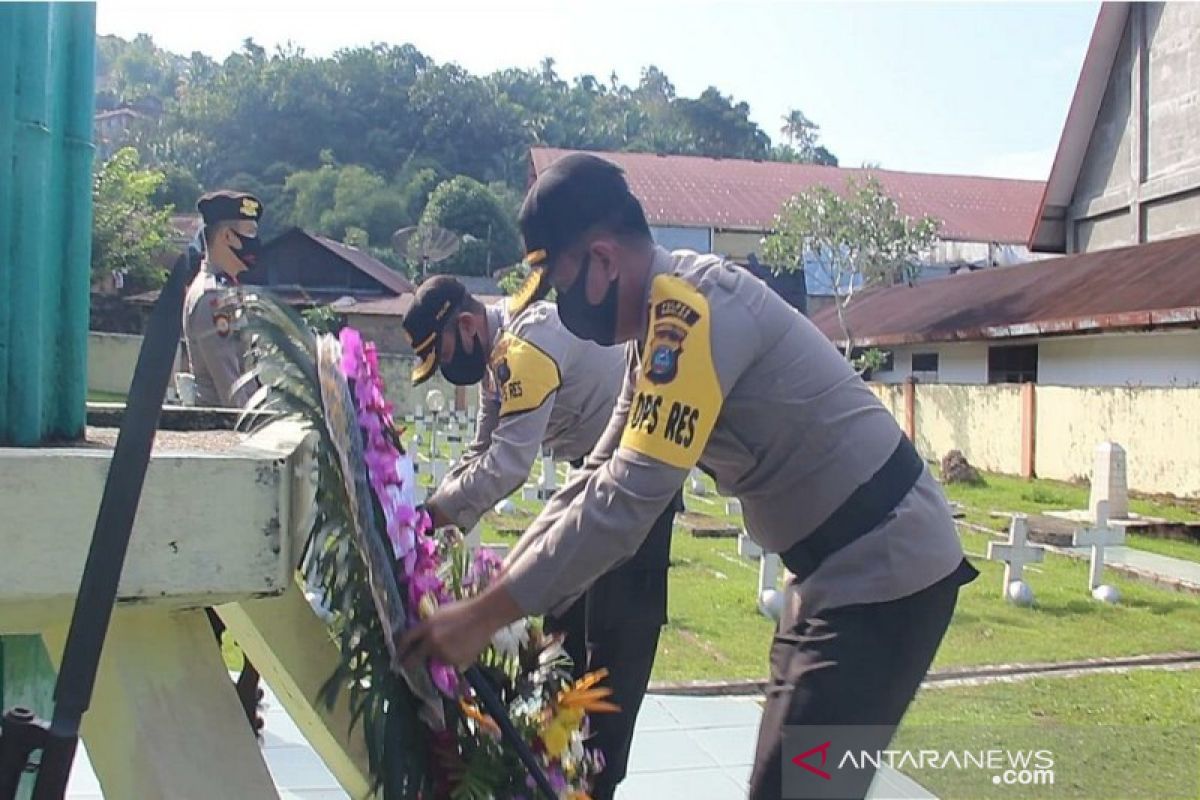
[418,176,521,277]
[91,147,174,292]
[762,177,940,370]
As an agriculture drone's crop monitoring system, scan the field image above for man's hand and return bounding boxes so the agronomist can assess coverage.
[399,582,524,670]
[425,501,453,530]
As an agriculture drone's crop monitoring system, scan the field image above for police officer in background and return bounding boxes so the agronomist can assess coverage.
[400,153,978,799]
[401,274,679,798]
[183,190,263,409]
[183,189,266,737]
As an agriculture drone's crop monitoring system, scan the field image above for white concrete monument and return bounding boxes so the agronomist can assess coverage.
[987,514,1045,602]
[689,469,709,496]
[726,498,742,517]
[1073,500,1125,601]
[1089,441,1129,521]
[537,447,557,500]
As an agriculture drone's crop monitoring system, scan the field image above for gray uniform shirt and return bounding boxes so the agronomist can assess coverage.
[182,262,256,408]
[429,300,626,532]
[504,247,964,617]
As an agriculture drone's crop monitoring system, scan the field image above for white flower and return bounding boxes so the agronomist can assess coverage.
[490,618,530,662]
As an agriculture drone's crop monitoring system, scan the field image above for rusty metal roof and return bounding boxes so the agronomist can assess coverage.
[810,232,1200,346]
[530,147,1045,244]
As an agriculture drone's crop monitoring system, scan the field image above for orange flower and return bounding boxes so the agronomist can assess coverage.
[556,669,620,715]
[459,699,500,739]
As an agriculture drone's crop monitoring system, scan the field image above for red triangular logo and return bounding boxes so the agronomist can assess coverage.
[792,740,833,780]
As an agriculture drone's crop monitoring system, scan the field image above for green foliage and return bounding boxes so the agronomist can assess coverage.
[151,163,202,210]
[96,34,837,200]
[419,177,521,277]
[852,347,891,376]
[762,177,940,360]
[285,163,408,247]
[91,147,175,291]
[301,305,344,336]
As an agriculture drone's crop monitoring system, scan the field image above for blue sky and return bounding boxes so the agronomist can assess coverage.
[97,0,1100,180]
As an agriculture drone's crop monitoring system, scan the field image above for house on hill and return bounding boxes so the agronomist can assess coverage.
[242,228,415,306]
[530,147,1047,312]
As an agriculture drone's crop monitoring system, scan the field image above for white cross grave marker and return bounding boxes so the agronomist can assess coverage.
[757,553,783,621]
[463,522,482,551]
[1073,500,1125,593]
[738,531,762,560]
[537,447,557,500]
[987,514,1045,600]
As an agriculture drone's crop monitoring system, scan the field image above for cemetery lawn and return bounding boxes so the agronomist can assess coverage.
[895,669,1200,799]
[940,470,1200,564]
[86,390,125,403]
[481,504,1200,682]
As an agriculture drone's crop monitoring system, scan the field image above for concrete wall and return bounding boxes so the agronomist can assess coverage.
[713,230,764,261]
[1036,386,1200,496]
[88,332,183,396]
[868,380,1200,497]
[1038,331,1200,387]
[1070,2,1200,252]
[867,332,1200,388]
[911,383,1025,475]
[870,342,990,385]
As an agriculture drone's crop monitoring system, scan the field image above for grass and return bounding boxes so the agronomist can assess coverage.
[895,669,1200,799]
[939,469,1199,525]
[86,389,126,403]
[940,469,1200,564]
[478,469,1200,682]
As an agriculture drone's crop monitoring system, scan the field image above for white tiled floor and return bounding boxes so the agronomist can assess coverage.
[62,687,932,799]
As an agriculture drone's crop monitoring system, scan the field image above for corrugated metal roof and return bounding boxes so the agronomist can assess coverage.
[810,231,1200,346]
[531,147,1045,244]
[307,233,415,295]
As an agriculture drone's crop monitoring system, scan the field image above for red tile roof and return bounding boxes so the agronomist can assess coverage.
[531,147,1045,244]
[810,232,1200,346]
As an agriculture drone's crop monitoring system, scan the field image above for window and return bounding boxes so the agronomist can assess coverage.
[911,352,939,380]
[987,344,1038,384]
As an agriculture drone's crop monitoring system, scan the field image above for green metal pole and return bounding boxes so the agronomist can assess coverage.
[0,4,97,796]
[0,1,93,445]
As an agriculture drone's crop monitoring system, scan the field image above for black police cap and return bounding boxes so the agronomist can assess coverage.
[401,275,467,386]
[197,190,263,227]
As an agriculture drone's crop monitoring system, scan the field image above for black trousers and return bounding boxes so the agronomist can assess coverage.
[748,559,977,800]
[544,493,680,799]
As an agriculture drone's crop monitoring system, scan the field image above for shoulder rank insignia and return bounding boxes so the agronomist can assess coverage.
[491,331,560,417]
[620,275,721,469]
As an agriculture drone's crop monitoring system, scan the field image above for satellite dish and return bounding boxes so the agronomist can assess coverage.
[392,225,463,278]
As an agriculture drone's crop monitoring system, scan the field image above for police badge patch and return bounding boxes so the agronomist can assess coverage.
[647,321,687,385]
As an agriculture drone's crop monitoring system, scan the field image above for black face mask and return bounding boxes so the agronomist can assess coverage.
[556,254,620,346]
[231,230,261,268]
[440,326,488,385]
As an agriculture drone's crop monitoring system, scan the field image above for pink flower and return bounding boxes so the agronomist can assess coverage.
[429,660,459,696]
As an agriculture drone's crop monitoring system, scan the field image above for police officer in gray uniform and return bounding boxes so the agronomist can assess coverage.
[400,154,978,799]
[184,190,266,737]
[183,190,263,409]
[401,274,678,798]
